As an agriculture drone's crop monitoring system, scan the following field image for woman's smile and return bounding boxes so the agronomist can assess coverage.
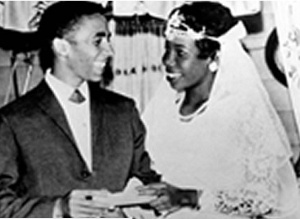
[165,72,182,84]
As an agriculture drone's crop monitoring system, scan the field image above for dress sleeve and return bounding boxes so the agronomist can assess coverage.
[200,93,299,218]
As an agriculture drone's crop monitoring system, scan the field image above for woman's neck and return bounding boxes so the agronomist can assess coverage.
[180,73,216,116]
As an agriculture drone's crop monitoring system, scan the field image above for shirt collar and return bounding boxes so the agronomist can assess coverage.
[45,69,88,102]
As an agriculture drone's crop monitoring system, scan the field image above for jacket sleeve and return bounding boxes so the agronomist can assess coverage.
[128,102,161,185]
[0,114,56,218]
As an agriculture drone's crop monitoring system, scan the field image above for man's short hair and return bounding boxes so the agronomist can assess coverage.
[37,1,108,72]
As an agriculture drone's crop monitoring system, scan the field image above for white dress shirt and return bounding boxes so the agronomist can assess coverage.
[45,71,92,171]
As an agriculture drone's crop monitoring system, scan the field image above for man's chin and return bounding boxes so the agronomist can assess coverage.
[89,74,102,82]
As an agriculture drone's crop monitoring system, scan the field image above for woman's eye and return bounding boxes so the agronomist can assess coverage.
[177,50,187,58]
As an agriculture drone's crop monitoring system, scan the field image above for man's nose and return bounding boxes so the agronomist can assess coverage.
[102,39,114,57]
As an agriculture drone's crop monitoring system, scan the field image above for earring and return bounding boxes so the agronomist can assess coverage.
[209,62,218,72]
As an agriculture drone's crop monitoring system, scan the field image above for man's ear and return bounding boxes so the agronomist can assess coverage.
[52,38,70,57]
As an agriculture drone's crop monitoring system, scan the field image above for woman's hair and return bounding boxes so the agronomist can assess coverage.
[37,1,108,72]
[169,1,238,59]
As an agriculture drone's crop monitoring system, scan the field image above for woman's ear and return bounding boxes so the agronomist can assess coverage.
[52,38,70,57]
[208,54,220,73]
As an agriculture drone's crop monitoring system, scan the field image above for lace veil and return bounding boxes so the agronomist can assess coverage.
[143,21,300,218]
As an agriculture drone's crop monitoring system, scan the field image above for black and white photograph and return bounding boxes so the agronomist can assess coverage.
[0,1,299,218]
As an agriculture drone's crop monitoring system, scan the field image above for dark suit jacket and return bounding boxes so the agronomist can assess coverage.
[0,80,160,217]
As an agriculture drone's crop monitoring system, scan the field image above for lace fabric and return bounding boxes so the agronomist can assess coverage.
[197,40,299,218]
[208,97,282,217]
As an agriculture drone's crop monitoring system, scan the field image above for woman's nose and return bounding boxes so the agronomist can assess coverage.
[162,52,175,69]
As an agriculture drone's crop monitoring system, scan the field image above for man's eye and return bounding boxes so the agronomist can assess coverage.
[107,35,111,43]
[94,39,102,47]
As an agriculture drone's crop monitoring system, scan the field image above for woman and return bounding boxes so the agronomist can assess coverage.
[139,2,300,219]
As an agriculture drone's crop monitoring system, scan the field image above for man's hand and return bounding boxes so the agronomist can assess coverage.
[61,189,126,218]
[136,182,200,213]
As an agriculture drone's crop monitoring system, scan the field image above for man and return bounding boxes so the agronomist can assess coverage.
[0,1,160,217]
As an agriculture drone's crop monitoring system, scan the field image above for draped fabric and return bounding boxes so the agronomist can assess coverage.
[0,1,54,31]
[272,2,300,163]
[112,1,261,19]
[142,22,300,219]
[0,1,50,107]
[221,1,261,16]
[113,1,182,19]
[0,2,4,26]
[0,1,37,30]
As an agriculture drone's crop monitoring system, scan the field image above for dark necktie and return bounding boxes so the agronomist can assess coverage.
[69,89,85,104]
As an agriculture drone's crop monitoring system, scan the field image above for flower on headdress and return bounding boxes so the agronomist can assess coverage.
[168,10,184,29]
[165,10,219,42]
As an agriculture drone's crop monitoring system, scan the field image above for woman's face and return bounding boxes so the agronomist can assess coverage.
[162,35,210,93]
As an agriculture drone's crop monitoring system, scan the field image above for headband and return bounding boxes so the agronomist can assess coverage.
[165,10,247,44]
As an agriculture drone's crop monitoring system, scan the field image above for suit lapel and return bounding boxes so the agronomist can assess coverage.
[33,80,76,145]
[89,83,105,170]
[34,81,109,172]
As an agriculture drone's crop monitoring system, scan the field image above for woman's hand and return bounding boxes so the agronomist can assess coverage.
[137,182,176,212]
[136,182,200,213]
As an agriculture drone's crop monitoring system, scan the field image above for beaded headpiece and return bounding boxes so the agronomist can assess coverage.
[165,10,219,42]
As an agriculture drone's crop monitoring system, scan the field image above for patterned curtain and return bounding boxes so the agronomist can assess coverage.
[109,16,165,113]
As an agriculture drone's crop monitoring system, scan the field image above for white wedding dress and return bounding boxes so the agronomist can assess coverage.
[142,32,300,219]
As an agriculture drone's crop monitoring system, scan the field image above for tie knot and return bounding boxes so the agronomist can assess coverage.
[69,89,86,104]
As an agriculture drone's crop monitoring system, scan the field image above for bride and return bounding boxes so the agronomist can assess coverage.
[139,2,300,219]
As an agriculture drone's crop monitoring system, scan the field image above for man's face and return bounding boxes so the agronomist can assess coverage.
[65,14,113,84]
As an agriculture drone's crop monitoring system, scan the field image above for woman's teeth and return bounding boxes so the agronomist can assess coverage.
[166,73,181,79]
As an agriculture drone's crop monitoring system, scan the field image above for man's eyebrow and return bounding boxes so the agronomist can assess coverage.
[95,32,111,38]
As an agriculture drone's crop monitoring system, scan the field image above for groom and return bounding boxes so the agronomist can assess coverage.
[0,1,160,217]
